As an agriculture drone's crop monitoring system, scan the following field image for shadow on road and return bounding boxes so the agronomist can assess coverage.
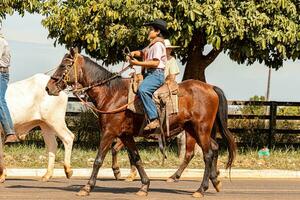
[5,179,201,196]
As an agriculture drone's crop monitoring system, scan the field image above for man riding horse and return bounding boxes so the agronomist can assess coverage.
[128,19,168,130]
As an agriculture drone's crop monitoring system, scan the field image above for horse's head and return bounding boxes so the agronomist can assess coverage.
[46,47,83,96]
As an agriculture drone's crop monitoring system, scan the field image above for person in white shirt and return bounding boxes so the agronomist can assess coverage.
[0,26,19,143]
[163,39,180,84]
[153,39,180,99]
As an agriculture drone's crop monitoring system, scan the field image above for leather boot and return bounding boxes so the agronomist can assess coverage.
[144,119,160,130]
[4,134,20,144]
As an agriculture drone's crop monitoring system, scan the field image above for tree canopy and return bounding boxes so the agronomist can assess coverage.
[0,0,41,19]
[2,0,300,81]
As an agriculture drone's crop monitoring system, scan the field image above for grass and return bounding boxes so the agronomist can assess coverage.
[2,144,300,170]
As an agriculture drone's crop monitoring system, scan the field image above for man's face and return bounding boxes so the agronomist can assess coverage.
[166,48,172,56]
[148,26,160,40]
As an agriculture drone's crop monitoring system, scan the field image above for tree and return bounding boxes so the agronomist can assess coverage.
[0,0,41,19]
[39,0,300,81]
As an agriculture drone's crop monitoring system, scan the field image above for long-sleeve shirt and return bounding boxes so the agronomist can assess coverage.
[0,36,11,68]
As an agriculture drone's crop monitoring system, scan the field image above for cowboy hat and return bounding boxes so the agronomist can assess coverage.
[144,19,168,37]
[164,39,180,48]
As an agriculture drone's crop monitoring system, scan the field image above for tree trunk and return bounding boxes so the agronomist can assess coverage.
[183,56,207,82]
[182,31,222,82]
[183,48,222,82]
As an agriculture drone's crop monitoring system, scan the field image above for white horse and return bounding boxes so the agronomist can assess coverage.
[0,73,74,182]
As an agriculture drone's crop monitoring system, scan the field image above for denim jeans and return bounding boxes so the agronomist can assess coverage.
[0,72,15,135]
[138,69,164,120]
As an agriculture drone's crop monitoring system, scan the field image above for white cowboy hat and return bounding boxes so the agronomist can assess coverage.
[164,39,180,48]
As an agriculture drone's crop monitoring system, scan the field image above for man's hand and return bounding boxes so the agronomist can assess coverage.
[128,57,138,66]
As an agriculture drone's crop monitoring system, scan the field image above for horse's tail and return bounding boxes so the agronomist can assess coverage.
[213,86,237,169]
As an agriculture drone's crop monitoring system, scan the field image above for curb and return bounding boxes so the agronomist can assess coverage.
[5,168,300,179]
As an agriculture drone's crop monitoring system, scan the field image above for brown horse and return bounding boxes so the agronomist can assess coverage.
[46,48,236,198]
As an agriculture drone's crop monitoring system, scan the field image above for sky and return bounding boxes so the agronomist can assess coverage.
[2,13,300,101]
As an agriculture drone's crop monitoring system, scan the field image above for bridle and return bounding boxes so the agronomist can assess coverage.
[51,52,134,94]
[50,51,137,114]
[50,53,81,92]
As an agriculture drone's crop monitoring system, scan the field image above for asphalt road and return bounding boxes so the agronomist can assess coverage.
[0,178,299,200]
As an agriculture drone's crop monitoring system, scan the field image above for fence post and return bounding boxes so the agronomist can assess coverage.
[269,101,277,147]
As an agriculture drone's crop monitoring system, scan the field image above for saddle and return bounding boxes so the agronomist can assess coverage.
[127,73,179,116]
[127,73,179,159]
[127,73,179,139]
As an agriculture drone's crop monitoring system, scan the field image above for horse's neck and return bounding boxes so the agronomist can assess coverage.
[80,61,130,109]
[86,78,130,109]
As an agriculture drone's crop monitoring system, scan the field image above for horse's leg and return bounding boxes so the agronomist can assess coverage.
[210,138,221,192]
[77,132,115,196]
[112,139,137,181]
[120,135,150,196]
[0,131,5,183]
[209,122,222,192]
[111,138,124,180]
[49,122,75,179]
[125,148,138,182]
[0,169,5,183]
[40,123,57,182]
[167,131,196,182]
[192,124,214,198]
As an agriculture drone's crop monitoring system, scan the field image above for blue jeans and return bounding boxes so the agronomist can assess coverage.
[0,72,15,135]
[138,69,164,120]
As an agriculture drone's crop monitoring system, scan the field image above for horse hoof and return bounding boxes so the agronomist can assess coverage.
[214,181,222,192]
[136,190,148,196]
[0,175,5,183]
[77,189,90,196]
[65,170,73,179]
[125,177,135,182]
[64,165,73,179]
[166,177,177,183]
[114,172,122,180]
[192,192,204,198]
[41,176,51,182]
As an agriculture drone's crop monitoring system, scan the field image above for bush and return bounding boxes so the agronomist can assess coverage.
[66,110,100,148]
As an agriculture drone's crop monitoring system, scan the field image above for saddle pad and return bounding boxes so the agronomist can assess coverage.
[127,79,179,115]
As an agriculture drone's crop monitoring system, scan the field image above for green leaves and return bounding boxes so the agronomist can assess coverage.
[0,0,42,19]
[2,0,300,70]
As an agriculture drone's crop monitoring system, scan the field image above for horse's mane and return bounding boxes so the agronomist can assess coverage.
[82,56,127,92]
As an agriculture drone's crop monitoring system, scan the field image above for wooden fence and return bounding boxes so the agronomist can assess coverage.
[66,97,300,147]
[228,101,300,147]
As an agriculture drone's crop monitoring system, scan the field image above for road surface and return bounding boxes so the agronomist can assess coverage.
[0,178,299,200]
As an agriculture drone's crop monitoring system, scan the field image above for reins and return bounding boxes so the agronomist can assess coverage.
[74,93,138,114]
[72,63,133,93]
[64,53,137,114]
